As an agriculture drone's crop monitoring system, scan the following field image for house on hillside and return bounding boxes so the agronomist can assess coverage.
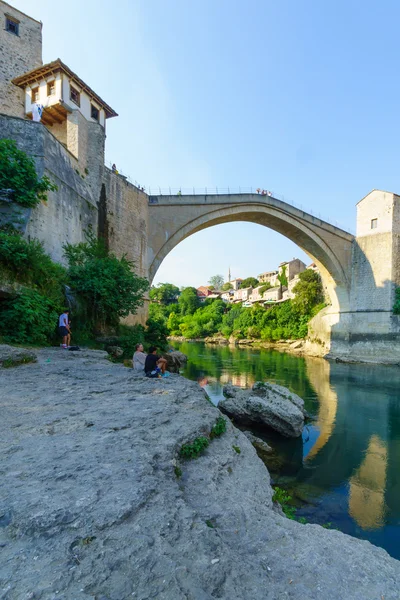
[228,278,243,291]
[249,286,265,303]
[263,286,282,303]
[196,286,214,302]
[258,270,279,286]
[278,258,306,281]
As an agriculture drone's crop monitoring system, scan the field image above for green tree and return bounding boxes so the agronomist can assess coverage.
[292,269,324,313]
[149,282,180,304]
[64,231,149,330]
[240,277,259,289]
[0,139,57,208]
[178,287,200,316]
[222,282,233,291]
[208,274,225,290]
[259,282,273,294]
[277,265,288,290]
[0,288,59,345]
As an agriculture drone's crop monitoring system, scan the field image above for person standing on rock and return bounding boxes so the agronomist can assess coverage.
[133,343,147,371]
[144,347,168,378]
[58,310,70,349]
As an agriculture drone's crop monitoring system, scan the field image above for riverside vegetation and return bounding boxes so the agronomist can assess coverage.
[0,139,166,354]
[149,272,325,343]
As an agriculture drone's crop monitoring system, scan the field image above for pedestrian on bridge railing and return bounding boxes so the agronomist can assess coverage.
[177,189,182,196]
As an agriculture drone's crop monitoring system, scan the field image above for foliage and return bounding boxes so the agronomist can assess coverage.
[240,277,259,289]
[64,230,149,330]
[1,355,36,368]
[272,486,296,519]
[232,445,241,454]
[149,282,180,304]
[174,466,182,478]
[222,282,233,291]
[0,139,57,208]
[393,287,400,314]
[0,231,66,304]
[210,416,227,439]
[180,436,209,459]
[0,288,59,345]
[178,299,225,339]
[144,317,169,350]
[178,286,201,316]
[208,274,224,290]
[277,265,288,289]
[259,283,272,294]
[292,270,324,313]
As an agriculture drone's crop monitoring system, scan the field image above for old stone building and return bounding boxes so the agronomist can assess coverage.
[0,1,42,118]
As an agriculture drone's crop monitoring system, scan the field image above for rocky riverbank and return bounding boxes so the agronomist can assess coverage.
[2,348,400,599]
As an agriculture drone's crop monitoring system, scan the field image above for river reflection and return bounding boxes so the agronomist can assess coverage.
[171,341,400,559]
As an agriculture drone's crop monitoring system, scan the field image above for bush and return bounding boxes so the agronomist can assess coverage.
[394,288,400,314]
[0,139,57,208]
[64,231,149,331]
[0,231,66,304]
[180,436,209,459]
[0,288,58,345]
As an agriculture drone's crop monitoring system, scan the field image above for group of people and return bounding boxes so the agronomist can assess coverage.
[58,312,168,378]
[256,188,273,196]
[133,343,169,378]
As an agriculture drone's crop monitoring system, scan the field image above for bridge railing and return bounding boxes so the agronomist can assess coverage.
[148,186,355,234]
[104,164,354,234]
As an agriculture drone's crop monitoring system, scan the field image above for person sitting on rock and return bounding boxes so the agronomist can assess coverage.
[133,343,147,371]
[144,346,168,378]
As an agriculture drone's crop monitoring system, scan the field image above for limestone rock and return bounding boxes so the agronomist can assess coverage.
[1,348,400,599]
[0,344,36,367]
[106,345,124,358]
[162,350,187,373]
[220,382,305,437]
[242,430,273,454]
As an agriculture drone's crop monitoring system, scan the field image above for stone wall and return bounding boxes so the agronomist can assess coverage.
[103,169,149,324]
[0,114,98,264]
[0,1,42,118]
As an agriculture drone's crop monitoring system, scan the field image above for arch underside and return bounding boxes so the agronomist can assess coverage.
[149,204,352,312]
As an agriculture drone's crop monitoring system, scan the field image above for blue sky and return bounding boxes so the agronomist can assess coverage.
[13,0,400,287]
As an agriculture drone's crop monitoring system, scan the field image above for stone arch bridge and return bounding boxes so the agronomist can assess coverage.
[147,192,354,314]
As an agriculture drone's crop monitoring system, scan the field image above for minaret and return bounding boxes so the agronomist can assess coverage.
[228,267,231,283]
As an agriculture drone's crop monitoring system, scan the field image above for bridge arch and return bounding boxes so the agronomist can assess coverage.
[148,196,354,313]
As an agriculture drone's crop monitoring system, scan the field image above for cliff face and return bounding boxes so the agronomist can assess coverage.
[1,349,400,599]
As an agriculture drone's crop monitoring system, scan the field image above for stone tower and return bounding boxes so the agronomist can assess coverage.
[0,1,42,118]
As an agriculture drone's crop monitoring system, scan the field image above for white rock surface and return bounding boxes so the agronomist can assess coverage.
[220,382,305,437]
[0,349,400,599]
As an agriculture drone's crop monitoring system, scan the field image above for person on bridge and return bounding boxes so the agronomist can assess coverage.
[177,189,182,196]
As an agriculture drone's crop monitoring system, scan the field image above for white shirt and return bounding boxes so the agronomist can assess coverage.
[32,103,43,122]
[133,351,146,371]
[59,313,68,327]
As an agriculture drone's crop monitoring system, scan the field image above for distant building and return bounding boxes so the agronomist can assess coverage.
[233,287,253,303]
[196,286,214,302]
[278,258,306,282]
[249,286,265,303]
[263,286,282,303]
[258,270,279,286]
[229,278,243,291]
[221,290,234,303]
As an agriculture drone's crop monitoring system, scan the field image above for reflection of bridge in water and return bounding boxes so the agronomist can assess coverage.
[300,358,400,531]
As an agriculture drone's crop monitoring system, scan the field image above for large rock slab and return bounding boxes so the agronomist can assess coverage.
[220,381,305,437]
[1,349,400,599]
[162,349,188,372]
[0,344,36,367]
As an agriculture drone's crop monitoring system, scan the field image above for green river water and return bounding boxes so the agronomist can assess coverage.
[171,341,400,559]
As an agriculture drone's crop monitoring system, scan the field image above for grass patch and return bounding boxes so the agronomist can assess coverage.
[205,519,215,528]
[232,445,241,454]
[180,436,209,460]
[174,466,182,478]
[210,416,227,439]
[1,356,36,368]
[272,486,296,520]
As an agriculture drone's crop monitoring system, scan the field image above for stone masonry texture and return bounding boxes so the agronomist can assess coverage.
[1,348,400,599]
[0,1,42,118]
